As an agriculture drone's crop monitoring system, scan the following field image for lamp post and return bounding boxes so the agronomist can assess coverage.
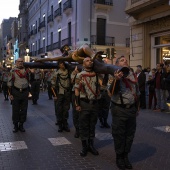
[25,47,30,62]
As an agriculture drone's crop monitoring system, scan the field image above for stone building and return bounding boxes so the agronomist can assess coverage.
[125,0,170,69]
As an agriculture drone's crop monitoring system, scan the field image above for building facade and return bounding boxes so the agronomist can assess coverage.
[18,0,130,63]
[125,0,170,69]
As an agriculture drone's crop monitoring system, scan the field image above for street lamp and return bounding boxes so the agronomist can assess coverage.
[25,47,30,62]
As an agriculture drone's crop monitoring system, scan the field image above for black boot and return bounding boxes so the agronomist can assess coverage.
[116,154,125,170]
[63,120,70,132]
[88,139,99,155]
[124,153,133,169]
[58,122,63,132]
[80,140,88,157]
[19,123,25,132]
[99,118,104,128]
[13,123,19,133]
[104,118,110,128]
[74,128,79,138]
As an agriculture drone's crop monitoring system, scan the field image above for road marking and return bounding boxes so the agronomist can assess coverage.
[0,141,28,152]
[154,126,170,133]
[48,137,72,146]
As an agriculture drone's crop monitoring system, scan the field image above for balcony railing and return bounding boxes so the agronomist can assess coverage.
[54,8,62,18]
[53,42,61,50]
[91,35,115,46]
[38,47,45,54]
[47,14,53,23]
[38,21,46,31]
[94,0,113,6]
[46,44,53,52]
[62,38,72,46]
[63,0,72,14]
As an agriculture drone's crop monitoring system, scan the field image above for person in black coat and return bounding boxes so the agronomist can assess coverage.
[164,66,170,102]
[136,65,146,109]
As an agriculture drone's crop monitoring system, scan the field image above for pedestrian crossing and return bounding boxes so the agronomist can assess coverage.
[0,132,112,152]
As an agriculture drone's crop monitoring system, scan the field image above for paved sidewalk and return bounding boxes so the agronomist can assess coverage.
[0,91,170,170]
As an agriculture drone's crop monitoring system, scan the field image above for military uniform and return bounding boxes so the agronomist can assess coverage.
[110,71,140,169]
[1,69,9,100]
[30,68,42,104]
[45,70,53,100]
[75,70,101,156]
[71,69,80,138]
[8,66,30,132]
[51,67,71,132]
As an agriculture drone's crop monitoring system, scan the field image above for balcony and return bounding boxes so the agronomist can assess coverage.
[53,42,61,50]
[38,47,45,54]
[63,0,72,15]
[62,38,72,46]
[46,44,53,52]
[47,14,54,25]
[91,35,115,46]
[94,0,113,10]
[125,0,168,17]
[38,21,46,32]
[30,29,37,38]
[54,8,62,22]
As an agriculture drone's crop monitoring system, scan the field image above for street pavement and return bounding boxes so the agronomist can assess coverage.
[0,91,170,170]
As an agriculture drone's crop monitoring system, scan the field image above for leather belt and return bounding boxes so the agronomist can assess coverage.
[13,86,28,92]
[80,98,98,104]
[112,102,135,109]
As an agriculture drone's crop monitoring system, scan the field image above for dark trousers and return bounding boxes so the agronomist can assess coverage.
[12,88,29,123]
[79,101,98,140]
[148,91,157,109]
[98,90,110,120]
[71,92,79,129]
[2,82,8,99]
[31,81,41,102]
[111,103,137,155]
[140,91,146,108]
[55,91,70,126]
[47,82,52,99]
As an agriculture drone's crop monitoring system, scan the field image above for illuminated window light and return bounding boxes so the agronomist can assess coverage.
[43,14,45,17]
[43,37,45,40]
[58,0,62,4]
[58,28,61,32]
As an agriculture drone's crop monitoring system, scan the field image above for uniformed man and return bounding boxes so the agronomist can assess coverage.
[75,57,101,157]
[45,69,53,100]
[51,61,71,132]
[1,67,9,101]
[71,66,80,138]
[8,58,30,133]
[109,56,140,170]
[30,68,42,105]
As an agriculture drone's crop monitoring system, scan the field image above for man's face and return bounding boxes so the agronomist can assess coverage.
[16,58,24,68]
[83,57,93,69]
[117,57,128,67]
[156,64,161,71]
[59,62,65,69]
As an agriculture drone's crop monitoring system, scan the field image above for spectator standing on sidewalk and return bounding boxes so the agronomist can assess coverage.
[136,65,146,109]
[45,69,53,100]
[7,58,30,133]
[75,57,101,157]
[147,68,157,109]
[109,56,140,170]
[154,63,167,112]
[164,66,170,102]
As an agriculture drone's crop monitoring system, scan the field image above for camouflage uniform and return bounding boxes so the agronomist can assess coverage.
[51,68,71,132]
[8,67,30,132]
[30,68,42,104]
[2,69,9,100]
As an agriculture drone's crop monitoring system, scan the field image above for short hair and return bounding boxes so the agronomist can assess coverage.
[115,56,125,64]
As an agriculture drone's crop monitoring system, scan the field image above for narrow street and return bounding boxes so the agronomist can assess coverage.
[0,91,170,170]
